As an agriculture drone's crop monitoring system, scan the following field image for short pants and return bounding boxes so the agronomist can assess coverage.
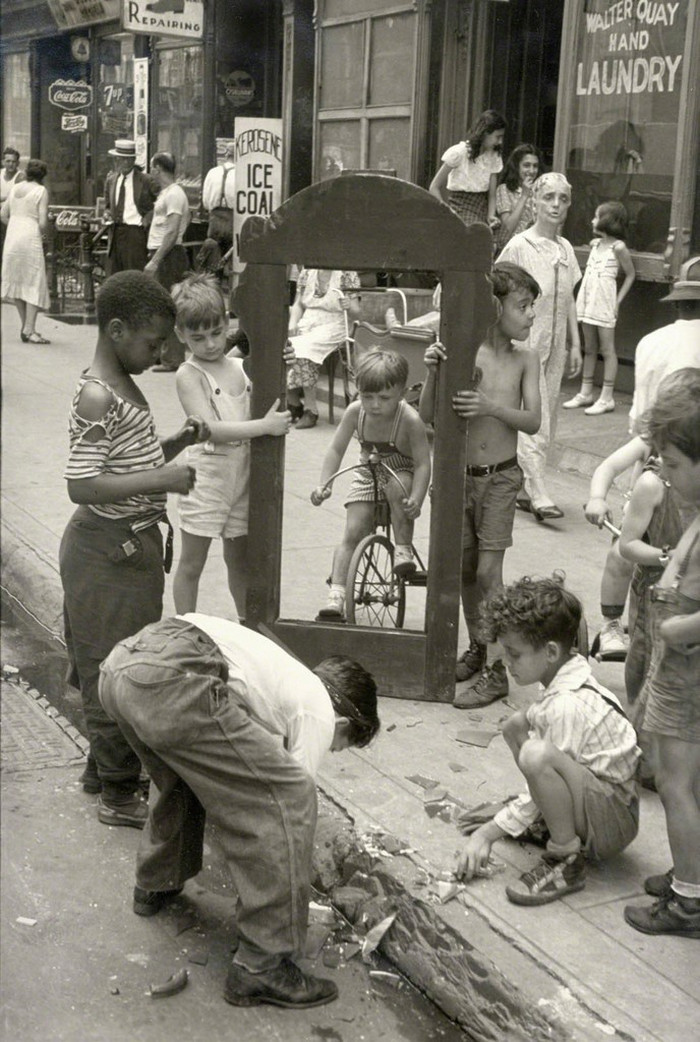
[580,771,639,861]
[462,463,523,552]
[178,446,250,540]
[345,455,413,507]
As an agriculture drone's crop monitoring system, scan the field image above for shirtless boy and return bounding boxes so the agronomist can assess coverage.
[419,262,541,707]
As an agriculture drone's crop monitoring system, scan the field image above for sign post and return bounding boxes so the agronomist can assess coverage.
[232,117,283,277]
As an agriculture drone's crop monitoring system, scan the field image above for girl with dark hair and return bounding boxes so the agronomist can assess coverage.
[0,157,51,343]
[494,144,542,253]
[564,201,635,415]
[429,109,507,227]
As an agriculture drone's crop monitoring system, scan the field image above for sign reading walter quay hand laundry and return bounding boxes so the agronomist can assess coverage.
[122,0,203,39]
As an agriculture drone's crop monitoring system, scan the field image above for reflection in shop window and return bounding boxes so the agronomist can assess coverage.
[320,122,361,180]
[368,118,410,180]
[564,0,688,254]
[2,52,31,163]
[155,45,204,205]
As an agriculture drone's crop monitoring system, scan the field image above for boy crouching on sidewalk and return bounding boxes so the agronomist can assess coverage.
[456,575,640,906]
[419,262,541,708]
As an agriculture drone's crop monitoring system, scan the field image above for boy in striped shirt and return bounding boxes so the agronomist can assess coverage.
[456,575,640,905]
[60,271,209,829]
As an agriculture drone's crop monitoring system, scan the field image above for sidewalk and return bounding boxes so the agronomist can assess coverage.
[2,303,697,1042]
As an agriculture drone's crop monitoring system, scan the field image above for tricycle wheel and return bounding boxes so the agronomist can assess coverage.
[345,534,405,628]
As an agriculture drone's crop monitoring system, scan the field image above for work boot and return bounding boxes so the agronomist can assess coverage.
[453,660,508,708]
[595,618,629,661]
[133,886,183,917]
[224,957,338,1009]
[624,894,700,938]
[506,852,586,906]
[455,640,487,682]
[97,793,148,829]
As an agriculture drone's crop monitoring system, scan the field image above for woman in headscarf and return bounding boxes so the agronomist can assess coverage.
[498,172,583,520]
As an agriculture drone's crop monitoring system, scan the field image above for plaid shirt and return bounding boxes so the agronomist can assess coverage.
[494,655,641,837]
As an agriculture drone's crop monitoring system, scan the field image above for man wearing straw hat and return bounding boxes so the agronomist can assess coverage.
[104,139,159,275]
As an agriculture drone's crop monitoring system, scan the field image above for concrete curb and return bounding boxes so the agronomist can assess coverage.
[312,798,625,1042]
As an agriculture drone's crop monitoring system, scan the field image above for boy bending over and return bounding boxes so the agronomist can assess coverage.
[456,575,640,906]
[419,263,541,707]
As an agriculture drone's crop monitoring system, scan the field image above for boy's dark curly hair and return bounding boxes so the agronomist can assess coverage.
[314,655,380,748]
[96,270,176,332]
[481,574,582,650]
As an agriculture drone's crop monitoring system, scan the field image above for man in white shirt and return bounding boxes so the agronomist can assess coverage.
[98,614,379,1010]
[629,256,700,435]
[104,139,159,274]
[202,141,236,251]
[196,142,236,277]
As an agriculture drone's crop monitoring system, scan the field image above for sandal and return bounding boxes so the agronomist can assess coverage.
[532,504,565,522]
[25,332,51,344]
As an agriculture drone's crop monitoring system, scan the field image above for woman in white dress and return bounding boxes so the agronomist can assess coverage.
[286,268,361,428]
[1,158,51,344]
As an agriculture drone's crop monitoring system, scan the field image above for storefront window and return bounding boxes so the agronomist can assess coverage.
[316,3,416,181]
[154,43,204,205]
[564,0,688,253]
[2,52,31,164]
[95,35,135,199]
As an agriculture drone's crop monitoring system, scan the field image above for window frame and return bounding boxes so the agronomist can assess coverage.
[313,0,429,182]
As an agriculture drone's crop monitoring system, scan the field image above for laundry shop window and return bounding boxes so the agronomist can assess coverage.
[563,0,689,255]
[315,2,416,181]
[153,42,204,205]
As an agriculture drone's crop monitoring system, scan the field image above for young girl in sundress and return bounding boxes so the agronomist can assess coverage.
[564,201,635,416]
[429,109,507,228]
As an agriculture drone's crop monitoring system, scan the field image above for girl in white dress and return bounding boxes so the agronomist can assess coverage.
[564,202,635,415]
[1,158,51,343]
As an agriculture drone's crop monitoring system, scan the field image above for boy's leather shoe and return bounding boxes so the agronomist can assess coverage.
[224,957,338,1009]
[133,886,183,917]
[624,894,700,938]
[506,851,586,906]
[454,660,508,708]
[455,640,487,682]
[97,794,148,829]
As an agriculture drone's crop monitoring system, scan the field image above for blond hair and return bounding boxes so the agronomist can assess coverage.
[171,273,226,329]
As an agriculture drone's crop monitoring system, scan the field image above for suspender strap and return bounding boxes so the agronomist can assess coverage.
[580,682,627,717]
[218,166,230,209]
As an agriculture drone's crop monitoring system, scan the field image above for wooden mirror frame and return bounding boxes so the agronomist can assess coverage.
[234,173,494,702]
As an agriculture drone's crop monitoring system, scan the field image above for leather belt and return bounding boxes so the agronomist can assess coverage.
[465,455,518,477]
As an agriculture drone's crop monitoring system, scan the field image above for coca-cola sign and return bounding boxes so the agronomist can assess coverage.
[49,206,96,230]
[48,79,93,112]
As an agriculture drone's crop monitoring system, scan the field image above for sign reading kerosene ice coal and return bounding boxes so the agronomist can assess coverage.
[232,118,283,274]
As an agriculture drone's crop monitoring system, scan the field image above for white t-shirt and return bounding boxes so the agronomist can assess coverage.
[440,142,503,193]
[178,614,336,778]
[629,318,700,434]
[201,161,236,211]
[147,182,190,249]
